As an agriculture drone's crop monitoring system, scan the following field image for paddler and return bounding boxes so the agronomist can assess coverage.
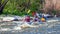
[32,12,36,17]
[25,15,30,22]
[33,15,39,22]
[41,15,46,22]
[25,15,32,24]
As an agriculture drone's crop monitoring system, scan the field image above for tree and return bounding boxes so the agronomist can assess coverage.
[0,0,9,14]
[2,0,44,16]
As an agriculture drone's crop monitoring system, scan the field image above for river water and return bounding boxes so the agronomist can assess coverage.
[0,17,60,34]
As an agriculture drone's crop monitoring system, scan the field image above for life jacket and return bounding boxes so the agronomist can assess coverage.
[41,18,46,22]
[34,18,38,21]
[32,12,36,16]
[25,16,30,22]
[34,16,39,22]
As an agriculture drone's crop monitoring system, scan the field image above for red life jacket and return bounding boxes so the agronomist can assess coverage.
[32,12,36,16]
[25,16,30,22]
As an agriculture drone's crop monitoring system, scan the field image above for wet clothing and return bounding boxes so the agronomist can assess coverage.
[32,12,36,16]
[34,16,39,22]
[41,18,46,22]
[25,16,30,22]
[34,18,38,21]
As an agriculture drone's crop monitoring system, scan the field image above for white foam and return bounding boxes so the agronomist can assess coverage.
[3,17,14,21]
[47,20,59,22]
[0,28,11,31]
[48,31,56,33]
[13,27,22,30]
[20,23,39,28]
[48,32,52,33]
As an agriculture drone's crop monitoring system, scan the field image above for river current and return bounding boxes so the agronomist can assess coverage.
[0,17,60,34]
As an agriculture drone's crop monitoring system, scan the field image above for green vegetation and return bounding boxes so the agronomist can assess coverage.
[0,0,57,16]
[1,0,42,16]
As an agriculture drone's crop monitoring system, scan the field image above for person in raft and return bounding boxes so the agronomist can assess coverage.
[25,15,32,24]
[33,15,39,22]
[32,12,36,17]
[40,15,46,22]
